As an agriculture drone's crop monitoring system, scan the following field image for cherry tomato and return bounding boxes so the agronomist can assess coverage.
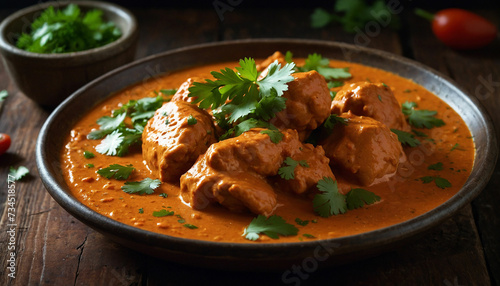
[0,133,11,155]
[415,8,497,50]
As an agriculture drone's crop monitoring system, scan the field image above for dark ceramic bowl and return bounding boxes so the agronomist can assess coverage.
[0,1,138,107]
[36,39,498,270]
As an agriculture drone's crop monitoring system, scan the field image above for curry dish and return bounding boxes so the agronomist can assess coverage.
[61,52,475,243]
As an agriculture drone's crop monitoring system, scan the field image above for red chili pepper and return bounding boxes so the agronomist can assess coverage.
[415,8,498,50]
[0,133,11,155]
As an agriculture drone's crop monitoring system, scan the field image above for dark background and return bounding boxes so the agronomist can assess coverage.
[2,0,500,10]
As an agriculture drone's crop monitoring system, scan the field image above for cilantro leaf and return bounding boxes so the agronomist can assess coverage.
[121,178,161,195]
[303,233,316,239]
[402,101,445,129]
[278,157,308,180]
[313,177,347,217]
[189,58,295,135]
[160,89,177,95]
[260,129,283,144]
[295,218,309,226]
[187,115,197,125]
[434,177,452,189]
[153,209,174,217]
[96,113,126,130]
[311,8,334,28]
[183,224,198,229]
[324,114,348,130]
[97,164,135,180]
[311,0,399,32]
[243,215,299,241]
[346,188,381,210]
[391,129,421,147]
[428,162,444,171]
[8,166,29,181]
[83,151,95,159]
[258,60,295,97]
[419,176,452,189]
[0,90,8,101]
[297,53,351,80]
[16,4,121,53]
[89,95,166,156]
[450,143,465,151]
[95,130,123,156]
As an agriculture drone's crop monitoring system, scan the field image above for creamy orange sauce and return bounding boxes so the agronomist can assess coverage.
[61,59,475,243]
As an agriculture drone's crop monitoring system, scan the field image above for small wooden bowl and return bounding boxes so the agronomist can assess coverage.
[0,1,138,107]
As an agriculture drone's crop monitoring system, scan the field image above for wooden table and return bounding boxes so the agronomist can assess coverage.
[1,6,499,286]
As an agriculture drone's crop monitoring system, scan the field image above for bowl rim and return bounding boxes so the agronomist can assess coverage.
[36,38,499,262]
[0,0,137,60]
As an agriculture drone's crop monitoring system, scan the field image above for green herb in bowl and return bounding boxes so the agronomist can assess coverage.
[16,4,121,53]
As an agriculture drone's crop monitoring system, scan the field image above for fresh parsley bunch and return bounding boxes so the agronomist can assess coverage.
[188,58,295,139]
[17,4,121,53]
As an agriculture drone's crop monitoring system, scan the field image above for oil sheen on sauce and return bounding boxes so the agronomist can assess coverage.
[61,59,475,243]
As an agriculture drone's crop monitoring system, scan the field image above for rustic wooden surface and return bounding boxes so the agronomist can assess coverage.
[1,6,499,286]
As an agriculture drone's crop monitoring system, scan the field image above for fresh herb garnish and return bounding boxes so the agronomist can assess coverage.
[278,157,309,180]
[328,81,344,88]
[153,209,174,217]
[402,101,445,129]
[302,233,316,239]
[85,163,94,168]
[138,208,144,214]
[346,188,381,210]
[243,215,299,241]
[189,58,295,139]
[420,176,452,189]
[324,114,348,130]
[97,164,134,180]
[187,115,197,125]
[183,224,198,229]
[428,162,444,171]
[314,177,380,217]
[83,151,95,159]
[450,143,465,151]
[89,95,167,156]
[391,129,421,147]
[121,178,161,195]
[159,89,177,96]
[295,218,310,226]
[260,129,284,143]
[8,166,29,181]
[313,177,347,217]
[310,0,400,32]
[16,4,121,54]
[159,193,168,198]
[293,52,352,80]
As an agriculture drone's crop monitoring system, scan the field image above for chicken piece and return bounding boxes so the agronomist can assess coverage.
[270,71,332,141]
[180,128,303,215]
[256,51,287,72]
[331,82,410,131]
[171,77,203,103]
[181,158,278,216]
[142,100,217,182]
[319,112,405,186]
[275,143,339,195]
